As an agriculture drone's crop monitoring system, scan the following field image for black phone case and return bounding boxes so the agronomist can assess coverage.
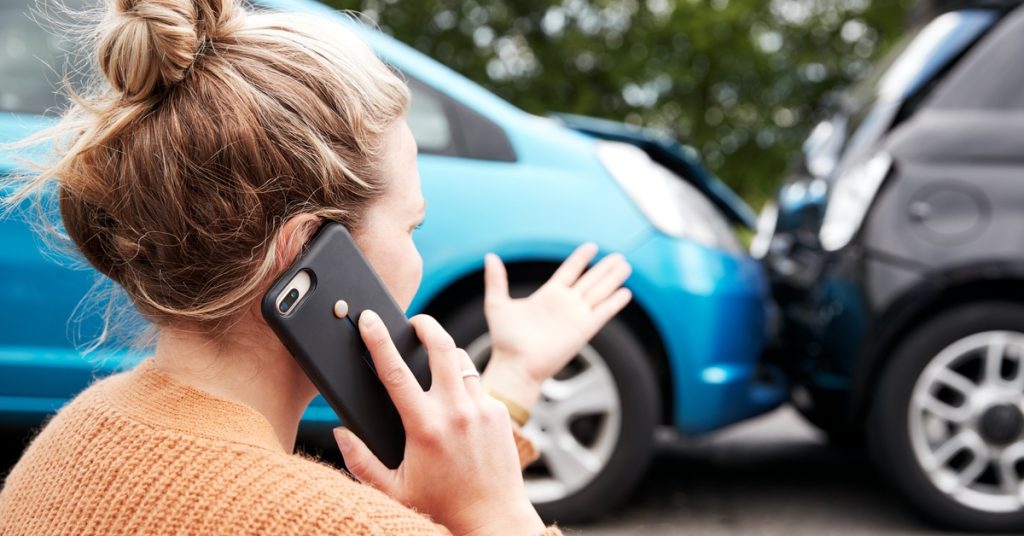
[260,223,431,469]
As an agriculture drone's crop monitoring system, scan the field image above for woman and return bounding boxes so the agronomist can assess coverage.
[0,0,634,534]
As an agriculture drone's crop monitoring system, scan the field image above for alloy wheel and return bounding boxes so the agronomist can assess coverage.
[909,330,1024,513]
[465,333,623,504]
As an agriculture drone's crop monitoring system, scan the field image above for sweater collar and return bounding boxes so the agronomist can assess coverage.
[101,358,286,453]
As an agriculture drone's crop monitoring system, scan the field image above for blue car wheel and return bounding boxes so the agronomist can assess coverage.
[441,287,660,524]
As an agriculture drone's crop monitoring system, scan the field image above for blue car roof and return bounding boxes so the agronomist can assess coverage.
[4,0,755,229]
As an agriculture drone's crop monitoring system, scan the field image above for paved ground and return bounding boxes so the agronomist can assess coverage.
[0,406,975,535]
[566,406,970,536]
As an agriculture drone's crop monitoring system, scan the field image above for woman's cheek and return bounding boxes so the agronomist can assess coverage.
[411,251,424,295]
[354,229,422,310]
[397,248,424,311]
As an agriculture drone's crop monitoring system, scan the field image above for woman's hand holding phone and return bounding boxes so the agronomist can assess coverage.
[480,243,633,413]
[334,310,544,536]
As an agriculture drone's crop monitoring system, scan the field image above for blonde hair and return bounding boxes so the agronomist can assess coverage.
[5,0,410,337]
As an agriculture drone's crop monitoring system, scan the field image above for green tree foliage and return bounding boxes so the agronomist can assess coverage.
[329,0,911,206]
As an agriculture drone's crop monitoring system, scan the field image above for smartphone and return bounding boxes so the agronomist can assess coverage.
[261,222,431,469]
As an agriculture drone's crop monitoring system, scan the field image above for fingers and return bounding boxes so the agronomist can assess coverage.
[334,427,393,492]
[576,253,632,307]
[592,287,633,327]
[457,350,484,399]
[549,242,598,286]
[483,253,509,308]
[358,310,424,420]
[410,315,487,425]
[410,314,464,396]
[410,315,485,402]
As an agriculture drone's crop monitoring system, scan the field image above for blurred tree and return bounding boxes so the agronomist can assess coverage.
[329,0,912,206]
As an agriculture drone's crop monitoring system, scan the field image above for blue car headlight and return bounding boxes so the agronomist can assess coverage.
[596,141,743,253]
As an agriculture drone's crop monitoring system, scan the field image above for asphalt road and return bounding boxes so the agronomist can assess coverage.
[0,406,976,535]
[565,406,970,536]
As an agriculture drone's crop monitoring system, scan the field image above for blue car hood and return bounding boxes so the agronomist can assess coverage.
[551,113,757,229]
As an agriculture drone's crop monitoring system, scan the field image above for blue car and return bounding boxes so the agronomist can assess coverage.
[0,0,786,522]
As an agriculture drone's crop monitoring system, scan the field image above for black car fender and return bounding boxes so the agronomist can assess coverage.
[849,259,1024,420]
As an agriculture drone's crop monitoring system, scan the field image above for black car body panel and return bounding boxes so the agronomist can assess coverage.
[764,3,1024,424]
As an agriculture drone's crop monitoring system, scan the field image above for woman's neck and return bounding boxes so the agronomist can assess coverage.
[152,322,317,453]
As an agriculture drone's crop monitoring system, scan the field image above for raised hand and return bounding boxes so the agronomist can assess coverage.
[480,244,632,411]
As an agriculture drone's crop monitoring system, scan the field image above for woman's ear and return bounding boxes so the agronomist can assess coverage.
[274,214,322,272]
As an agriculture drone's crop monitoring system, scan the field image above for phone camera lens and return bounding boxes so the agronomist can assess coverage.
[279,288,301,314]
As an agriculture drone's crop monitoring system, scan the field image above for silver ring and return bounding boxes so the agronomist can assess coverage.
[461,368,480,379]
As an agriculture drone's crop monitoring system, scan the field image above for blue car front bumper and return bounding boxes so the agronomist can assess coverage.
[626,233,786,435]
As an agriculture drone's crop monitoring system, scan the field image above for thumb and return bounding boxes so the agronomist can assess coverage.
[484,253,510,307]
[334,427,394,492]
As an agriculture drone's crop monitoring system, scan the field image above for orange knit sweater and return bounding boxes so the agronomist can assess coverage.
[0,359,561,535]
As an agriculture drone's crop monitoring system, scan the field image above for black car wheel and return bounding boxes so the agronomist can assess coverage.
[870,301,1024,532]
[441,290,660,524]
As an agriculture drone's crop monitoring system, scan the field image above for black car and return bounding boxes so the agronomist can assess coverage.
[756,2,1024,531]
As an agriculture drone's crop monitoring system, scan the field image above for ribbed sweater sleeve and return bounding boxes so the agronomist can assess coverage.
[0,361,562,535]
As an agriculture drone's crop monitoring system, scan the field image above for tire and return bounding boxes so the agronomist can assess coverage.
[441,290,660,524]
[869,301,1024,532]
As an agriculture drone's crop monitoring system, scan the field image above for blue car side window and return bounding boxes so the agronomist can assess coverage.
[407,79,455,154]
[404,75,516,162]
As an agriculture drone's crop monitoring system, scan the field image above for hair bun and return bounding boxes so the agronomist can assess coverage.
[97,0,242,101]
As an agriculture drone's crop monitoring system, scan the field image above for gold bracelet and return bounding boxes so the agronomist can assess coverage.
[485,386,530,426]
